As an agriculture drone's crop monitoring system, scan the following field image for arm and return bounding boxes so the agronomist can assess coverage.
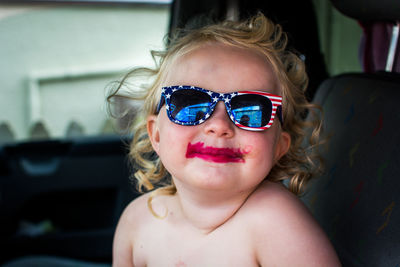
[112,200,140,267]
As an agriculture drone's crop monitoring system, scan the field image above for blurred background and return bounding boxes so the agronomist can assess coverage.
[0,1,170,142]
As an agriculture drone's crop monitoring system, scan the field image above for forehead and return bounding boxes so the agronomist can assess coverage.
[163,43,280,94]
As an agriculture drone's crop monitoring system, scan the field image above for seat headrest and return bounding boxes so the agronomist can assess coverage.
[331,0,400,21]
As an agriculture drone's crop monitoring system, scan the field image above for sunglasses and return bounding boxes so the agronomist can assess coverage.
[157,85,283,131]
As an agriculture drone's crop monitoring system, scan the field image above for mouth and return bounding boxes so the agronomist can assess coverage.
[185,142,245,163]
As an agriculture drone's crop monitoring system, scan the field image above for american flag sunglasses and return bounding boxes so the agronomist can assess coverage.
[157,85,283,131]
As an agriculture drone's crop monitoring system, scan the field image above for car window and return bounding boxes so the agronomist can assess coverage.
[313,0,362,75]
[0,2,170,143]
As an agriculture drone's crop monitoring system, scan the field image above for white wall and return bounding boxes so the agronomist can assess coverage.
[0,4,169,141]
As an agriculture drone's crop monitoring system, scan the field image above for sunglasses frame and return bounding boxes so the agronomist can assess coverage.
[157,85,283,131]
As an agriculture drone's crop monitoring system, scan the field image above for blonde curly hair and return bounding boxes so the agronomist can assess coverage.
[107,13,323,204]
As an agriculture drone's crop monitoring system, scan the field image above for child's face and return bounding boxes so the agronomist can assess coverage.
[148,43,290,196]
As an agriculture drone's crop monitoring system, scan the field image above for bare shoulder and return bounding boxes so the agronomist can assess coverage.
[113,192,175,266]
[241,181,341,267]
[116,193,152,234]
[112,193,152,267]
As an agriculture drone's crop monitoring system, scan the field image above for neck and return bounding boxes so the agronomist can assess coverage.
[173,181,253,234]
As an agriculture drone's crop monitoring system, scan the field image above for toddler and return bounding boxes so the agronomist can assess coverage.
[109,13,340,267]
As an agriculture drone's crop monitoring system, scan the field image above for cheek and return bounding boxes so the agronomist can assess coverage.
[157,116,196,166]
[243,133,278,174]
[244,134,276,159]
[159,126,185,154]
[158,110,187,145]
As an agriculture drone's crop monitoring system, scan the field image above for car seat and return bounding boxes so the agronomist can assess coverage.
[0,136,136,266]
[301,0,400,266]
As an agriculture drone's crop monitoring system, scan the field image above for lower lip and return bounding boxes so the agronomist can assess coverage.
[185,142,245,163]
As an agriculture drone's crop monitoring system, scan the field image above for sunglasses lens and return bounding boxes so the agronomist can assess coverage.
[170,89,211,123]
[230,94,272,127]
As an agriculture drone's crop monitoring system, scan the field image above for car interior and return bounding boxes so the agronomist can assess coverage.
[0,0,399,266]
[301,0,400,266]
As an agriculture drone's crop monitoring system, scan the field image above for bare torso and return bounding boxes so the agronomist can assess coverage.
[113,181,341,267]
[132,194,257,266]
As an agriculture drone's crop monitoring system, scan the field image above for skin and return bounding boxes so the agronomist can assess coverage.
[113,43,341,266]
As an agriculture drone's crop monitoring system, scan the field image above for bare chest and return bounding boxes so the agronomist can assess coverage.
[132,220,257,267]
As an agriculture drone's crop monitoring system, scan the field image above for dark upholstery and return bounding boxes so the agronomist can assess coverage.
[301,1,400,265]
[2,256,110,267]
[0,136,136,265]
[302,73,400,266]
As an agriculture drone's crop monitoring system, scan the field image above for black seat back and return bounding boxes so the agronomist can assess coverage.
[302,73,400,266]
[302,0,400,265]
[0,136,138,264]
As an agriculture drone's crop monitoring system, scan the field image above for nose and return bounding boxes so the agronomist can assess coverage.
[203,102,235,138]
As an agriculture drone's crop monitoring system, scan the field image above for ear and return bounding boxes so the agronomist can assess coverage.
[147,115,160,154]
[274,131,291,162]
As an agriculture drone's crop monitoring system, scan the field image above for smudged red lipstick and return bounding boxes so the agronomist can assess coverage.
[186,142,245,163]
